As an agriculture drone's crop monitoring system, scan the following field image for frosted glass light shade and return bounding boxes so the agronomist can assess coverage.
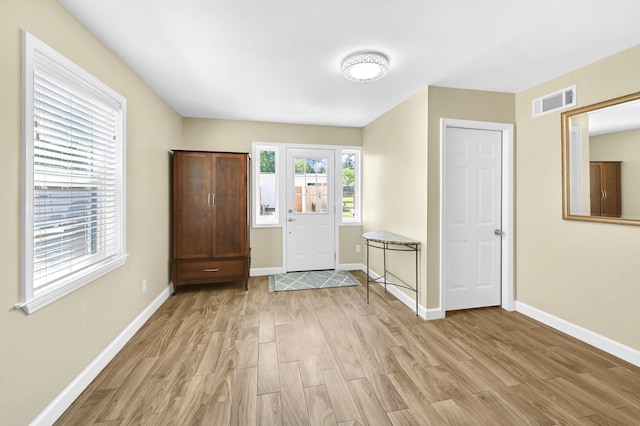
[342,53,388,83]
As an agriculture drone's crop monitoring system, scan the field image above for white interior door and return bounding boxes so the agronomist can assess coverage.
[286,148,335,272]
[443,127,502,311]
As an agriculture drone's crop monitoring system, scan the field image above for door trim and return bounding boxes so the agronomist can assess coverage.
[439,119,514,315]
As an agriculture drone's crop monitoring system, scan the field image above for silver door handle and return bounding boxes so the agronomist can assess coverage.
[494,229,504,236]
[288,217,296,222]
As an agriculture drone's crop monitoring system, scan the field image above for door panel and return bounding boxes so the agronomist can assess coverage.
[444,127,502,311]
[286,148,335,272]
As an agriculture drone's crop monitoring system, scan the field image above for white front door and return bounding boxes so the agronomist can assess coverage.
[285,148,335,272]
[443,126,502,311]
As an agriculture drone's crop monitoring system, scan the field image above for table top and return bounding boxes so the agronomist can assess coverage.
[363,231,421,246]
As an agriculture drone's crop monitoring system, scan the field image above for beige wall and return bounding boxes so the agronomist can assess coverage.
[182,118,363,268]
[427,87,515,308]
[362,88,429,308]
[515,44,640,351]
[362,87,514,311]
[590,128,640,218]
[0,1,183,424]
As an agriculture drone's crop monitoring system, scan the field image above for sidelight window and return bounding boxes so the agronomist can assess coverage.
[253,144,280,226]
[341,149,361,223]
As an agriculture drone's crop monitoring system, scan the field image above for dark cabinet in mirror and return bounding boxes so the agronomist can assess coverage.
[562,91,640,225]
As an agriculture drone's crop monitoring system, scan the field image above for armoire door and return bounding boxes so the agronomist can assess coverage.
[590,161,621,217]
[601,162,621,217]
[173,151,213,259]
[589,163,602,216]
[212,153,248,257]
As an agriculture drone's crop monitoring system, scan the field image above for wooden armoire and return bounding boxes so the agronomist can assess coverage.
[590,161,621,218]
[172,151,250,292]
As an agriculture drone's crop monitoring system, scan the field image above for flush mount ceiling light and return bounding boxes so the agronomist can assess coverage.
[342,52,388,83]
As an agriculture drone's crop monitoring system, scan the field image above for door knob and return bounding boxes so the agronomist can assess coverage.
[288,217,296,222]
[494,229,504,236]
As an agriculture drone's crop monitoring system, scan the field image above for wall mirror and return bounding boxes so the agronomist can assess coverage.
[562,91,640,226]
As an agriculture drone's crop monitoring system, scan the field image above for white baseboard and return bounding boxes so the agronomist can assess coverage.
[32,284,174,426]
[253,264,365,276]
[355,263,440,320]
[250,267,284,276]
[337,263,364,271]
[515,301,640,368]
[251,264,365,276]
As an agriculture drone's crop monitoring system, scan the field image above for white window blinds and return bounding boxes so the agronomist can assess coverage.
[33,65,121,290]
[20,32,126,313]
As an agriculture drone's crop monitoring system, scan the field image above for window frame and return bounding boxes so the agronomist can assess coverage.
[252,142,281,227]
[18,31,127,314]
[340,148,362,225]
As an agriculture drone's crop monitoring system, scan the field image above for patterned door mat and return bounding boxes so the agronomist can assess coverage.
[268,270,360,292]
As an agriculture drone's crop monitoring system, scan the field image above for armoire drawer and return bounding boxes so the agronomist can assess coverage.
[174,259,246,283]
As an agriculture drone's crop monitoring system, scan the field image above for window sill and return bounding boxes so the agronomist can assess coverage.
[16,254,128,314]
[340,221,362,227]
[252,222,282,229]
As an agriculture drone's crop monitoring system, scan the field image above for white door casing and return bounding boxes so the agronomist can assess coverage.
[441,119,514,313]
[286,148,335,271]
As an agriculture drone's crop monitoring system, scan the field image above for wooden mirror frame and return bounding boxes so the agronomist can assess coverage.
[562,91,640,226]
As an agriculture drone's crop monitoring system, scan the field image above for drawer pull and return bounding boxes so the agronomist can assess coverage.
[203,268,220,272]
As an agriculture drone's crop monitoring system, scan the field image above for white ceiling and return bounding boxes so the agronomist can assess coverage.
[59,0,640,127]
[589,98,640,136]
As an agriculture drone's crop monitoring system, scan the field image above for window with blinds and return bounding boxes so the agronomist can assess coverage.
[20,31,127,314]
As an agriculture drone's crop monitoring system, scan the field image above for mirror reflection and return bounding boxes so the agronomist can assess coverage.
[562,92,640,225]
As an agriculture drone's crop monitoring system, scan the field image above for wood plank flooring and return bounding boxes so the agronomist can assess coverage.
[56,271,640,425]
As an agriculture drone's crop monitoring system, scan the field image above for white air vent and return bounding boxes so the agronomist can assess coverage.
[532,85,576,117]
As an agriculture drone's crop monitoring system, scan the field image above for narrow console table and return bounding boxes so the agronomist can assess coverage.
[363,231,421,316]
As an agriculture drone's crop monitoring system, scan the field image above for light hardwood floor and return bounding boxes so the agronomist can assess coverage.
[56,272,640,425]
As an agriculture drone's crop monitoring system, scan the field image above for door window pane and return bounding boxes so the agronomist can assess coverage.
[293,156,329,214]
